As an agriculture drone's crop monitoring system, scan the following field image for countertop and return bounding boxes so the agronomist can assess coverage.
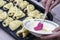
[0,28,15,40]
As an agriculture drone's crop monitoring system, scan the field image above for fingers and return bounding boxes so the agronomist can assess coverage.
[42,0,60,12]
[40,31,60,40]
[53,27,60,32]
[51,1,55,6]
[49,0,60,11]
[42,0,47,7]
[45,0,52,12]
[40,33,58,40]
[40,35,56,40]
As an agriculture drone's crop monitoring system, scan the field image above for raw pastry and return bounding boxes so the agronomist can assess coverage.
[19,1,29,9]
[0,11,8,22]
[23,17,33,21]
[0,10,4,14]
[9,20,23,31]
[13,10,25,19]
[3,2,13,10]
[28,10,40,18]
[39,13,44,19]
[14,0,23,5]
[34,13,44,19]
[2,17,13,27]
[8,6,18,16]
[24,4,35,13]
[0,0,6,7]
[16,27,29,38]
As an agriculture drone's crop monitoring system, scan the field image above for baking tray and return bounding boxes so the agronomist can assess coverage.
[0,0,53,40]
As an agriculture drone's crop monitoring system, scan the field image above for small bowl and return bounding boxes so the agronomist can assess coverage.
[23,19,59,37]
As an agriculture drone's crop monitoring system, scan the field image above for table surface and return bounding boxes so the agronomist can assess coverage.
[0,28,15,40]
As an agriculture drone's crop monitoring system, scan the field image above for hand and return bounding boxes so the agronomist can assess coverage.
[40,27,60,40]
[42,0,60,12]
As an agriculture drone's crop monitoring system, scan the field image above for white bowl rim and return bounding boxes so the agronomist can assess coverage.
[23,19,59,35]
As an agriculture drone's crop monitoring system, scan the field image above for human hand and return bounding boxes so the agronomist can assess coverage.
[42,0,60,12]
[40,27,60,40]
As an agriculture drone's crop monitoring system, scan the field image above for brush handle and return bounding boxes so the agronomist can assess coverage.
[43,12,47,19]
[41,12,48,23]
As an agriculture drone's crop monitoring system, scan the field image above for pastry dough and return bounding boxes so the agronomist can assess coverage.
[19,1,29,9]
[16,27,29,38]
[0,10,4,14]
[0,11,8,22]
[34,13,44,19]
[3,2,13,10]
[28,10,44,19]
[2,17,13,27]
[39,13,44,19]
[0,0,6,7]
[14,0,23,5]
[9,20,23,31]
[13,10,25,19]
[8,6,18,16]
[23,17,33,21]
[8,6,25,19]
[0,10,4,22]
[28,10,40,18]
[24,4,35,13]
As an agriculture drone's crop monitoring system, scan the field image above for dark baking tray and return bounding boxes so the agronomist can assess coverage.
[0,0,53,40]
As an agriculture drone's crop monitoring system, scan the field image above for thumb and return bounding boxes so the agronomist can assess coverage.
[40,31,60,39]
[53,27,60,32]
